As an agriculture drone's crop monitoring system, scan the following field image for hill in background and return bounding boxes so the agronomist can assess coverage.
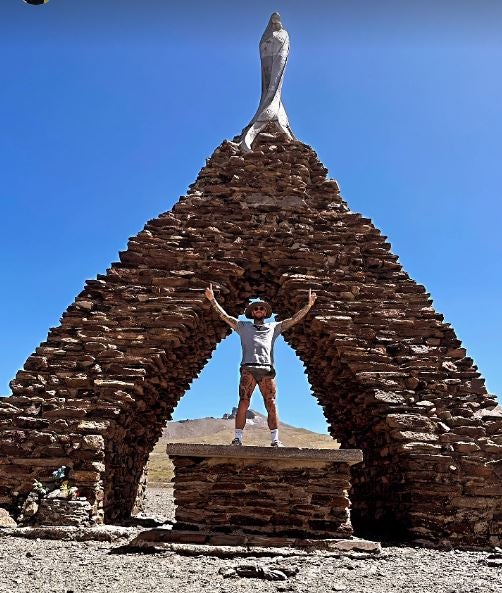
[148,410,339,485]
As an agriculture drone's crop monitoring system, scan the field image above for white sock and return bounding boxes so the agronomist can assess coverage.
[235,429,244,442]
[271,429,279,442]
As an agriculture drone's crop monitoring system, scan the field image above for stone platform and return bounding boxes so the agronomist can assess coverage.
[166,443,364,542]
[127,527,381,555]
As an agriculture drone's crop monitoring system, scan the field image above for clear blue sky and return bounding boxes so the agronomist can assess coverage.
[1,1,501,434]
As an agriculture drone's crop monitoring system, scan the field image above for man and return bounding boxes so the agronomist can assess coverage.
[205,284,317,446]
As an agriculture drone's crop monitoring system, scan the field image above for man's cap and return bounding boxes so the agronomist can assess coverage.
[244,300,273,319]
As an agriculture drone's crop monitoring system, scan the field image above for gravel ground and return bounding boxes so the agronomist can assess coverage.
[143,484,176,518]
[0,487,500,593]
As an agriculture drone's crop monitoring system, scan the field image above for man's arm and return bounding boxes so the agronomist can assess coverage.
[205,283,238,330]
[280,289,317,332]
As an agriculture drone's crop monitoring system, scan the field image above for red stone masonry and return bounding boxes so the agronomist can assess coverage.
[0,128,500,548]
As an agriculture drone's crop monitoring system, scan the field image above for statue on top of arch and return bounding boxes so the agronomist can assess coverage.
[239,12,295,152]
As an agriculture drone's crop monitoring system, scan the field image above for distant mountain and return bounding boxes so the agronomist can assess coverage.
[148,410,339,485]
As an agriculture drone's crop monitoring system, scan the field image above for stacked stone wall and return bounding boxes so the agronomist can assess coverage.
[171,456,354,538]
[0,129,500,546]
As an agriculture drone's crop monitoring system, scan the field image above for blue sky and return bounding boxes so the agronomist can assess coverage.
[1,1,501,434]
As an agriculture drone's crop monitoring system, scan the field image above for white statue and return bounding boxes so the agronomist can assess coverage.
[240,13,295,152]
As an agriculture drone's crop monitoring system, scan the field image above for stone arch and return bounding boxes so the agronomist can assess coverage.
[1,130,500,546]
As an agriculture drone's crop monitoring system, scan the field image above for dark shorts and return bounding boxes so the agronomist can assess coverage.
[240,364,276,382]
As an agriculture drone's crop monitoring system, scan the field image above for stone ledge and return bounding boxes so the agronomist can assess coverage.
[128,527,381,554]
[0,525,136,542]
[166,443,363,465]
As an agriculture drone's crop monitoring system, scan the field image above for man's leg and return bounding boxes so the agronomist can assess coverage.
[233,368,257,443]
[258,376,280,445]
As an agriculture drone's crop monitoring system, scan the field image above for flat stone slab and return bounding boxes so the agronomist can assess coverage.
[128,527,381,554]
[166,443,363,465]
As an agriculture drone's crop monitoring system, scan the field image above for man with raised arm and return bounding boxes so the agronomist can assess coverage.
[205,284,317,446]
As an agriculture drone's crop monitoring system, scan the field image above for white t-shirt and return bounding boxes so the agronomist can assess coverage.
[235,321,283,366]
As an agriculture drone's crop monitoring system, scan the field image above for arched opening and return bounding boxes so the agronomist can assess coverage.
[100,287,351,523]
[98,253,393,534]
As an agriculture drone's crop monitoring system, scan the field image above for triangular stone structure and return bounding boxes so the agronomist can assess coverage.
[1,128,501,547]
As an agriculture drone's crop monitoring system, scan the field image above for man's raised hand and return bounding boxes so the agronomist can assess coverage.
[205,283,237,330]
[205,283,215,301]
[280,289,316,331]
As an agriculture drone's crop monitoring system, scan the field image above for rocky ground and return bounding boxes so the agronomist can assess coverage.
[0,487,500,593]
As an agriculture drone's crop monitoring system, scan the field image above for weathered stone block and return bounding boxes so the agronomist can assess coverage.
[35,498,94,527]
[0,508,17,527]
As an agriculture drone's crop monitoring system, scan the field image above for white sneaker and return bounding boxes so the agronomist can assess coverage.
[231,438,242,446]
[271,440,283,447]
